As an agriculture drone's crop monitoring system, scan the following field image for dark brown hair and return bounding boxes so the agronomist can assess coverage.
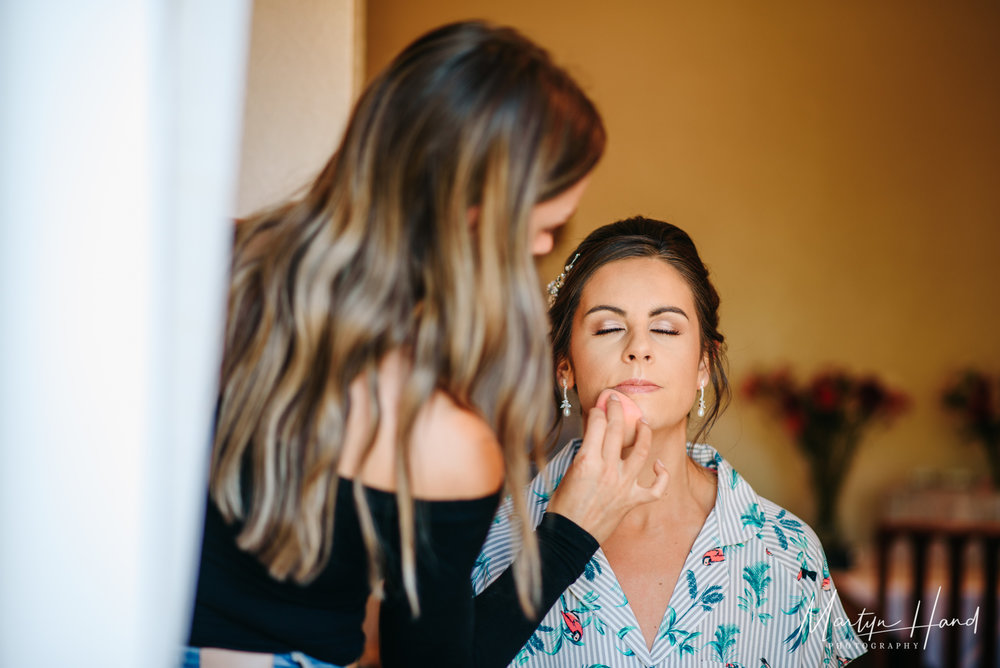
[548,216,729,444]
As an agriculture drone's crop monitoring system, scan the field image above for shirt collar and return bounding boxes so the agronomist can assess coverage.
[688,442,763,548]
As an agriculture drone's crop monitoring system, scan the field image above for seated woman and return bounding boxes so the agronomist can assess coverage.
[474,217,867,666]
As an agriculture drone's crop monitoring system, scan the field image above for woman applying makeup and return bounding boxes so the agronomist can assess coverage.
[184,22,668,668]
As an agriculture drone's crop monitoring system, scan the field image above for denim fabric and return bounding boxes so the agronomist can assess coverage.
[182,647,344,668]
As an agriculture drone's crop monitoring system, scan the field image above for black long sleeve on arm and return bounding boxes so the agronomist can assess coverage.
[472,512,599,667]
[376,492,501,668]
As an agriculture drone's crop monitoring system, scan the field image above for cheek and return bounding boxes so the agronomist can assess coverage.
[567,347,607,411]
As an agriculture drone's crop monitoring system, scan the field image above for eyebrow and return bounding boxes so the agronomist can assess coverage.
[583,305,690,320]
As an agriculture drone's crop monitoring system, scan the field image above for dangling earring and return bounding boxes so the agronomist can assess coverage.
[697,384,706,418]
[560,378,572,417]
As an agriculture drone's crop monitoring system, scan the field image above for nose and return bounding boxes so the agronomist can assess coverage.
[623,331,653,363]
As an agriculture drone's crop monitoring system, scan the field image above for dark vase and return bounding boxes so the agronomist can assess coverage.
[803,431,858,570]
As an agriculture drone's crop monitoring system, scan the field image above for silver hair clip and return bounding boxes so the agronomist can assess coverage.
[546,253,580,307]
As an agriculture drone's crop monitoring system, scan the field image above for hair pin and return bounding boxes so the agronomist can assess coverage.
[546,253,580,306]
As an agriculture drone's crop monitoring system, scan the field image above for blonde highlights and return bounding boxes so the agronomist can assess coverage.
[209,21,605,615]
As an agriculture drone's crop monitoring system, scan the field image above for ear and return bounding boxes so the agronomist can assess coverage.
[697,351,711,390]
[556,358,575,389]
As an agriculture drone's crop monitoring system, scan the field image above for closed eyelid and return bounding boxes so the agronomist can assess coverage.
[593,322,625,334]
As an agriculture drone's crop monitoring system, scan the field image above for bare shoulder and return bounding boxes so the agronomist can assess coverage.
[408,391,505,500]
[337,350,504,499]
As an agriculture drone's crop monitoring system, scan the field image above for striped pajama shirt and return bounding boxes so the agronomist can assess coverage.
[473,441,867,667]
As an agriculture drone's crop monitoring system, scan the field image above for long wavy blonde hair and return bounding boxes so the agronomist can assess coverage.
[210,21,605,615]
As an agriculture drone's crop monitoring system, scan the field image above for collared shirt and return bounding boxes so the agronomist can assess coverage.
[473,441,867,667]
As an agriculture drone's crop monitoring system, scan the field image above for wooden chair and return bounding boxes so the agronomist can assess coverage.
[875,520,1000,667]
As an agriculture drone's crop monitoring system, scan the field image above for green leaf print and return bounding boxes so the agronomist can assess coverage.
[532,473,564,506]
[583,556,603,582]
[658,606,678,642]
[782,592,812,616]
[782,591,820,653]
[770,509,804,550]
[736,561,772,624]
[729,468,741,489]
[705,623,740,663]
[700,585,724,610]
[658,607,683,645]
[772,523,788,549]
[471,555,490,591]
[775,508,803,532]
[531,488,551,506]
[790,532,810,565]
[677,631,701,655]
[679,570,725,619]
[615,626,638,657]
[784,618,811,652]
[658,607,704,655]
[580,590,601,610]
[741,503,766,532]
[610,581,628,607]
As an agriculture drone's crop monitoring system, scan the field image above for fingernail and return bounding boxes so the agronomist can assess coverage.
[639,417,649,425]
[608,394,620,402]
[656,458,665,468]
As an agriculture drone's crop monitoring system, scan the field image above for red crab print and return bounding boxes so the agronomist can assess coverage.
[561,610,583,642]
[822,576,831,591]
[702,548,725,565]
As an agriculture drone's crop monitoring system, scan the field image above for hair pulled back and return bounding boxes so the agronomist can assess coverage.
[548,216,729,445]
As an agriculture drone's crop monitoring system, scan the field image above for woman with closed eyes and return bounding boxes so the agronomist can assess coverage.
[474,217,867,667]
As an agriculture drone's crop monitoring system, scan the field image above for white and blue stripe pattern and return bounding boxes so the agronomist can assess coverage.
[474,441,867,667]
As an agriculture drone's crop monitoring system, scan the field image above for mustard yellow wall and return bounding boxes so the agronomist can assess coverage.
[236,0,362,217]
[366,1,1000,547]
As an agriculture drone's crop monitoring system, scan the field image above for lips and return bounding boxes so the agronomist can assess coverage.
[612,378,661,394]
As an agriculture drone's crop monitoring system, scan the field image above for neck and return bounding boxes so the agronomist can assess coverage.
[620,424,716,528]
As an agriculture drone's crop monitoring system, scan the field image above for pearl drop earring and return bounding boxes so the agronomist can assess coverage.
[560,378,572,417]
[697,384,706,418]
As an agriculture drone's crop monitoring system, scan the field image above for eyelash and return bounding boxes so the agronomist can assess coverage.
[594,327,679,336]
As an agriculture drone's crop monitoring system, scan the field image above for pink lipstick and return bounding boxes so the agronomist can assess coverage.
[613,378,660,394]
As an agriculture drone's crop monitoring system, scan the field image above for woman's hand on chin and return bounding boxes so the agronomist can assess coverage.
[547,391,669,543]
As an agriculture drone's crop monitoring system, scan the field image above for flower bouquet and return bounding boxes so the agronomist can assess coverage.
[941,369,1000,488]
[742,367,911,562]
